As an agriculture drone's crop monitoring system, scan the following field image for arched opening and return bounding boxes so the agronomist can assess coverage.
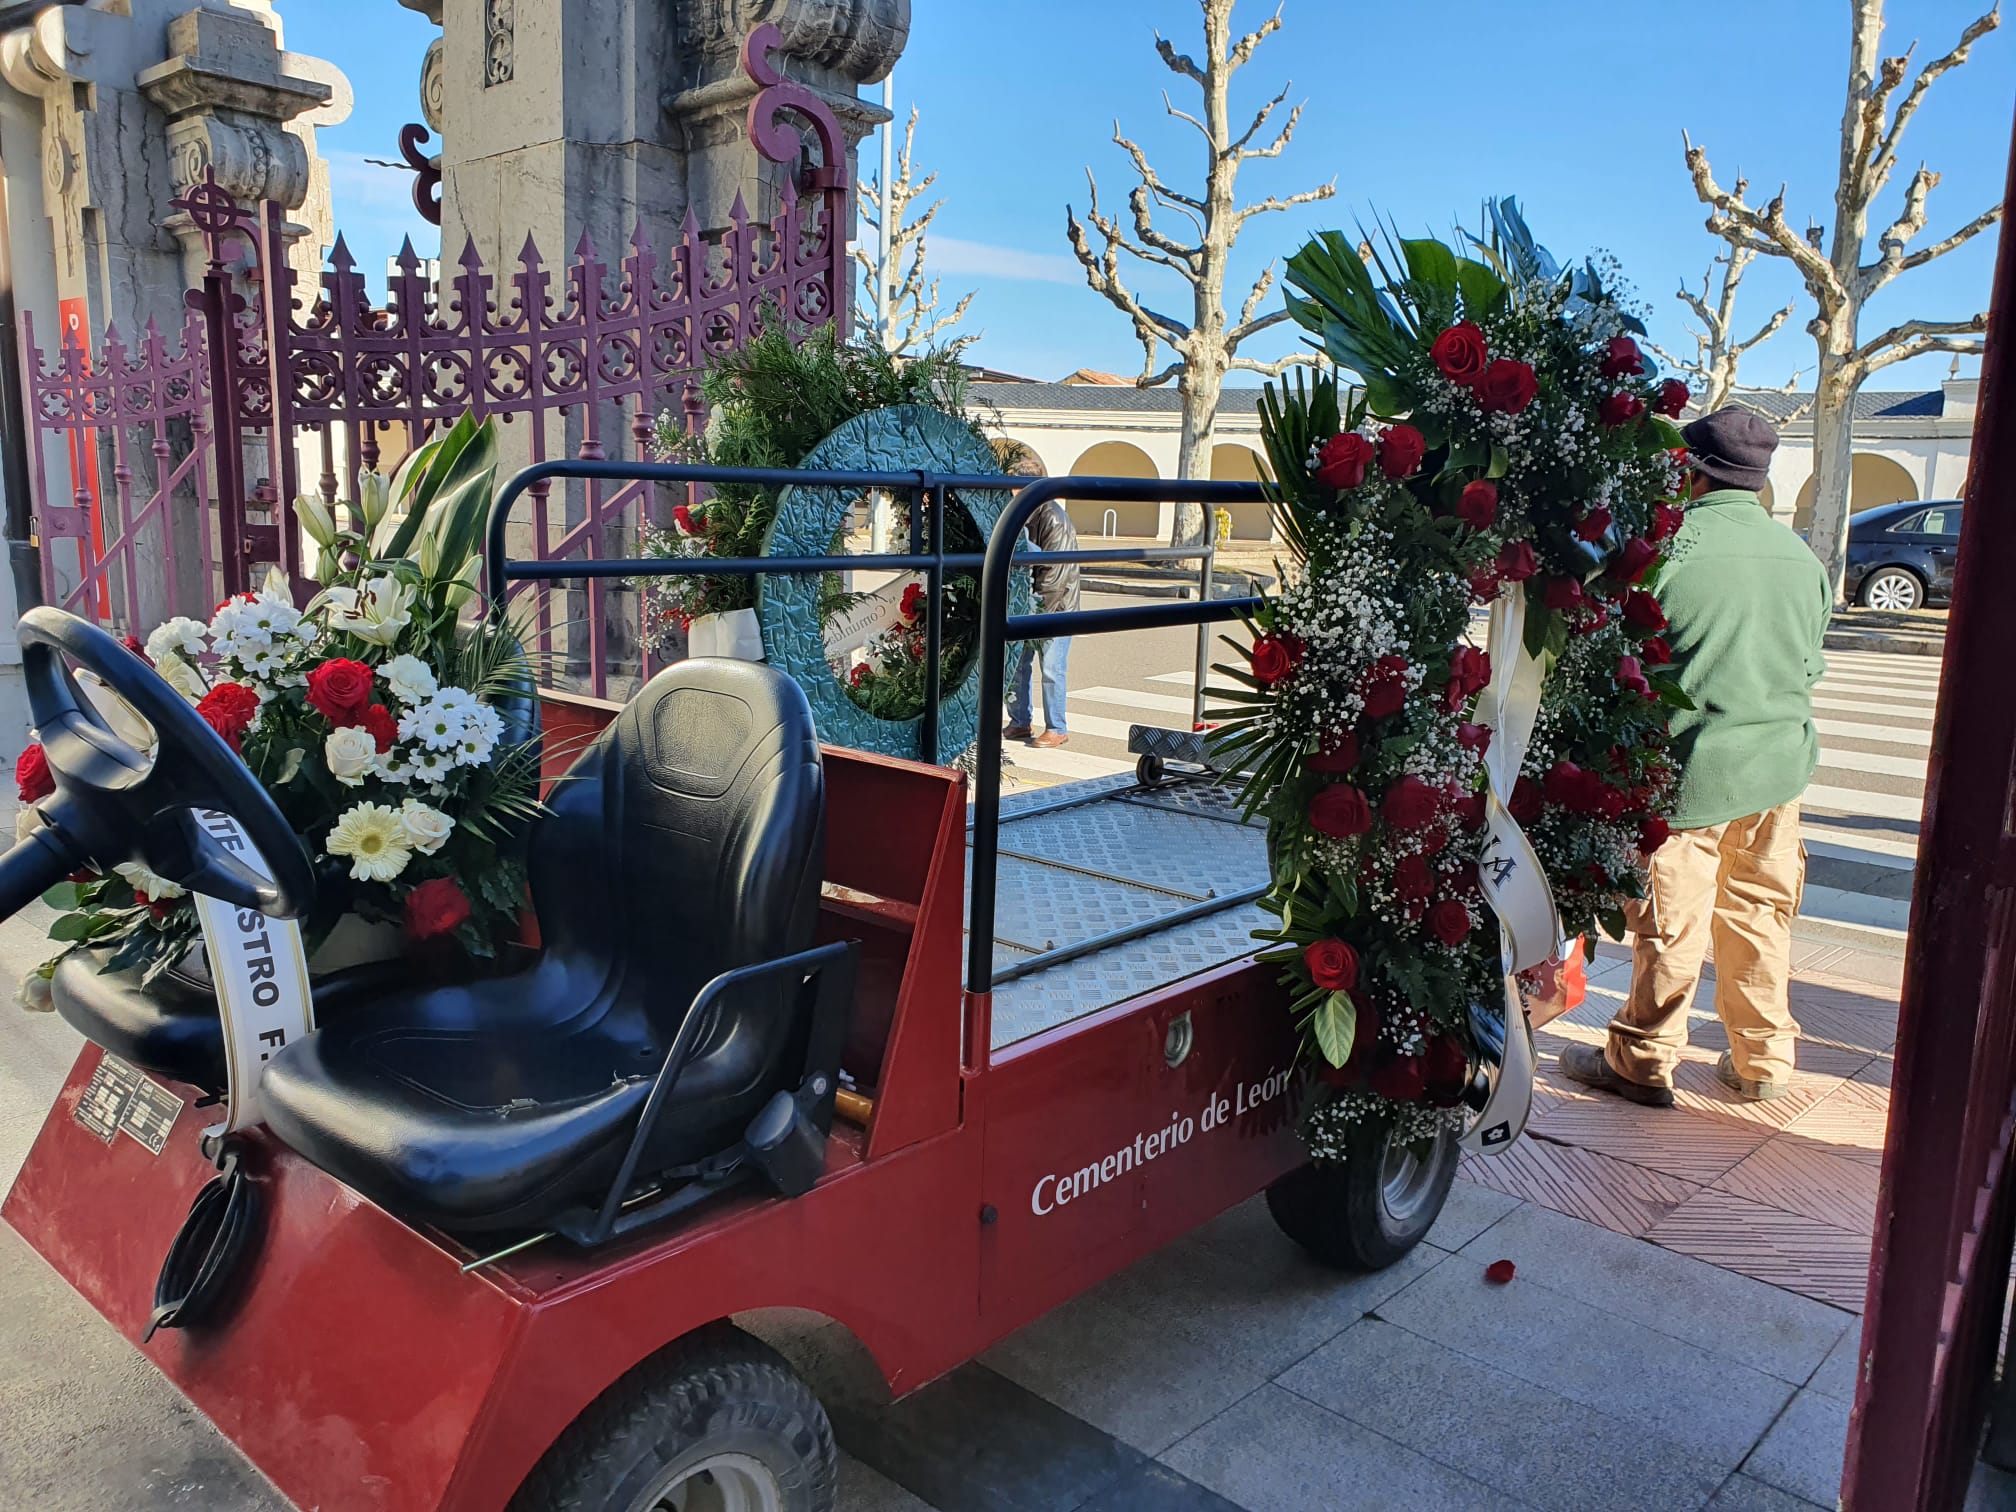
[1756,479,1776,518]
[1210,445,1274,540]
[1065,442,1160,538]
[1792,453,1920,533]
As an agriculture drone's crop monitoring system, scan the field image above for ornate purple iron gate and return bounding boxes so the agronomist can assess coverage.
[15,24,849,698]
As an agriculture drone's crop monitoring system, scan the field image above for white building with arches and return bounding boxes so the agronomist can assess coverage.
[970,374,1977,542]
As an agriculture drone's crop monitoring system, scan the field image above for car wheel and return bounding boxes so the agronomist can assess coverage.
[1264,1120,1457,1271]
[509,1322,838,1512]
[1859,566,1925,612]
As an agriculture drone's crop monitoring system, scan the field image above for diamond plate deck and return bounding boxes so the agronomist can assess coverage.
[968,774,1271,1048]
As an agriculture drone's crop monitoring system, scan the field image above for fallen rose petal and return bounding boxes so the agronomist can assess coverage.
[1485,1259,1516,1285]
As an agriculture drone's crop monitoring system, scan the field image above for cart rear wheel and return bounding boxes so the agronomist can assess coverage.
[1265,1120,1457,1271]
[510,1322,838,1512]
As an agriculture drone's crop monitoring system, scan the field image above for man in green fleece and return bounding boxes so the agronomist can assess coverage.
[1563,407,1831,1106]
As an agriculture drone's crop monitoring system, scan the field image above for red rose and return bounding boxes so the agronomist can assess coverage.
[1457,721,1492,752]
[196,682,261,751]
[1639,815,1672,853]
[1616,655,1652,698]
[1600,392,1646,427]
[1430,322,1490,385]
[1314,432,1375,491]
[850,663,870,687]
[1444,645,1491,709]
[1612,537,1659,584]
[1597,784,1632,820]
[1509,776,1543,824]
[1309,784,1373,839]
[1468,567,1502,603]
[1378,423,1427,479]
[1454,792,1487,829]
[901,582,926,622]
[1574,507,1614,543]
[1250,633,1304,686]
[1599,335,1643,379]
[1361,655,1410,719]
[1474,359,1538,414]
[15,743,53,804]
[1456,480,1499,530]
[1304,938,1360,992]
[1656,378,1691,418]
[1575,603,1612,636]
[1623,590,1668,632]
[1641,636,1673,666]
[1424,1035,1471,1104]
[306,658,375,725]
[1309,729,1361,774]
[1371,1054,1428,1102]
[1394,854,1435,901]
[1495,541,1538,582]
[1544,760,1600,813]
[1428,899,1473,946]
[1650,502,1686,542]
[1544,577,1585,613]
[1383,775,1441,831]
[358,702,400,754]
[122,634,150,662]
[672,503,697,536]
[1419,825,1450,857]
[403,876,472,941]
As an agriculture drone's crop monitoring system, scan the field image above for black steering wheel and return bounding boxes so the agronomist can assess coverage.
[0,608,315,922]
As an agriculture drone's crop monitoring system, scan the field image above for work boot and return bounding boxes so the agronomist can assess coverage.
[1714,1051,1790,1103]
[1030,730,1068,749]
[1558,1043,1675,1108]
[1002,723,1034,740]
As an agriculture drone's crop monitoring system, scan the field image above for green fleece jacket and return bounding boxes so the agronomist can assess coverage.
[1656,489,1831,830]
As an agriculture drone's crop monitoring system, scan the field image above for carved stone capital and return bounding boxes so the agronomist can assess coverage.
[687,0,909,85]
[164,111,311,209]
[420,36,446,132]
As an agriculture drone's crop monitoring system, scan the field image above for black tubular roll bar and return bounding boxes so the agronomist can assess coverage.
[483,460,1222,763]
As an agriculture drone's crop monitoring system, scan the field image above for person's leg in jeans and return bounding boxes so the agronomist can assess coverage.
[1037,637,1071,735]
[1709,801,1805,1086]
[1004,642,1038,737]
[1606,820,1728,1087]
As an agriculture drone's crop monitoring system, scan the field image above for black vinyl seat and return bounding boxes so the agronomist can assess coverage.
[257,658,829,1234]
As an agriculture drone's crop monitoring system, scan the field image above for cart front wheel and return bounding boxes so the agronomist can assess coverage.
[1266,1120,1457,1271]
[510,1322,838,1512]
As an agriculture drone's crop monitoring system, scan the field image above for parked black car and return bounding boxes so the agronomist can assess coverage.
[1842,499,1961,611]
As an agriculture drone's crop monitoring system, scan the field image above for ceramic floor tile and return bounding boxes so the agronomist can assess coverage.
[1670,1059,1848,1131]
[1458,1139,1702,1238]
[1528,1094,1773,1184]
[1644,1189,1872,1312]
[1714,1136,1882,1235]
[1852,1054,1894,1090]
[1784,1077,1892,1167]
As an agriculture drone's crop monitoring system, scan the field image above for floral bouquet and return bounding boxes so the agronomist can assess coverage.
[17,412,542,1004]
[1211,203,1689,1154]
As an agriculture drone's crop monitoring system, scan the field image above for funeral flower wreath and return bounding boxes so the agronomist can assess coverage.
[1213,205,1692,1155]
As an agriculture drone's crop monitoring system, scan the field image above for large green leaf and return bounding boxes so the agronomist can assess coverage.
[1312,991,1357,1067]
[1454,257,1508,318]
[1401,237,1460,293]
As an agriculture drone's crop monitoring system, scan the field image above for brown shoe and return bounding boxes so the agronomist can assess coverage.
[1002,723,1034,740]
[1715,1051,1790,1102]
[1559,1044,1675,1107]
[1030,730,1068,749]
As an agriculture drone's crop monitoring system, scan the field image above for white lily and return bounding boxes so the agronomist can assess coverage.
[327,574,414,647]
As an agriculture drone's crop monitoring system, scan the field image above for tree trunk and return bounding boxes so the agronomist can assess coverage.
[1170,364,1220,548]
[1805,351,1860,604]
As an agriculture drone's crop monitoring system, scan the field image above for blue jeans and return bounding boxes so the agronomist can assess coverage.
[1008,638,1071,732]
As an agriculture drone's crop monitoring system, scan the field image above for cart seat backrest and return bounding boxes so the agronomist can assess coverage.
[532,657,826,1056]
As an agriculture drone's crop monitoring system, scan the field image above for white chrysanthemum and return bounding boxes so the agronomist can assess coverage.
[145,617,209,663]
[379,654,437,705]
[324,725,379,787]
[374,753,413,785]
[409,745,454,780]
[325,802,412,882]
[399,800,454,855]
[153,650,208,703]
[453,703,504,767]
[115,861,185,902]
[430,686,478,718]
[400,697,464,752]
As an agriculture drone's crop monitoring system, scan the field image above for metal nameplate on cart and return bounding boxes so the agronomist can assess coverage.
[119,1077,183,1155]
[74,1055,145,1143]
[72,1055,181,1154]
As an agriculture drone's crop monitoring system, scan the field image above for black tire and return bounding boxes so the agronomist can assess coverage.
[1136,752,1165,786]
[510,1322,838,1512]
[1857,565,1925,612]
[1265,1121,1457,1271]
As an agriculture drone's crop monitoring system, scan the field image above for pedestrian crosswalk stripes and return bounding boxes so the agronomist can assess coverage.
[1813,717,1930,747]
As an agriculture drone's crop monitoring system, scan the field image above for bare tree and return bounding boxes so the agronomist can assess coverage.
[1647,232,1802,414]
[1065,0,1335,545]
[854,106,976,357]
[1685,0,2001,597]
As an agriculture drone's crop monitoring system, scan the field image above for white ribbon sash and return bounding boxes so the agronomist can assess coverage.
[1459,582,1560,1156]
[187,810,314,1136]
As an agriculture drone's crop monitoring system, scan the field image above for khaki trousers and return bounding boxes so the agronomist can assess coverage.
[1606,801,1806,1089]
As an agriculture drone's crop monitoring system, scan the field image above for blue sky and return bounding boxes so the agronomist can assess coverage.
[283,0,2013,393]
